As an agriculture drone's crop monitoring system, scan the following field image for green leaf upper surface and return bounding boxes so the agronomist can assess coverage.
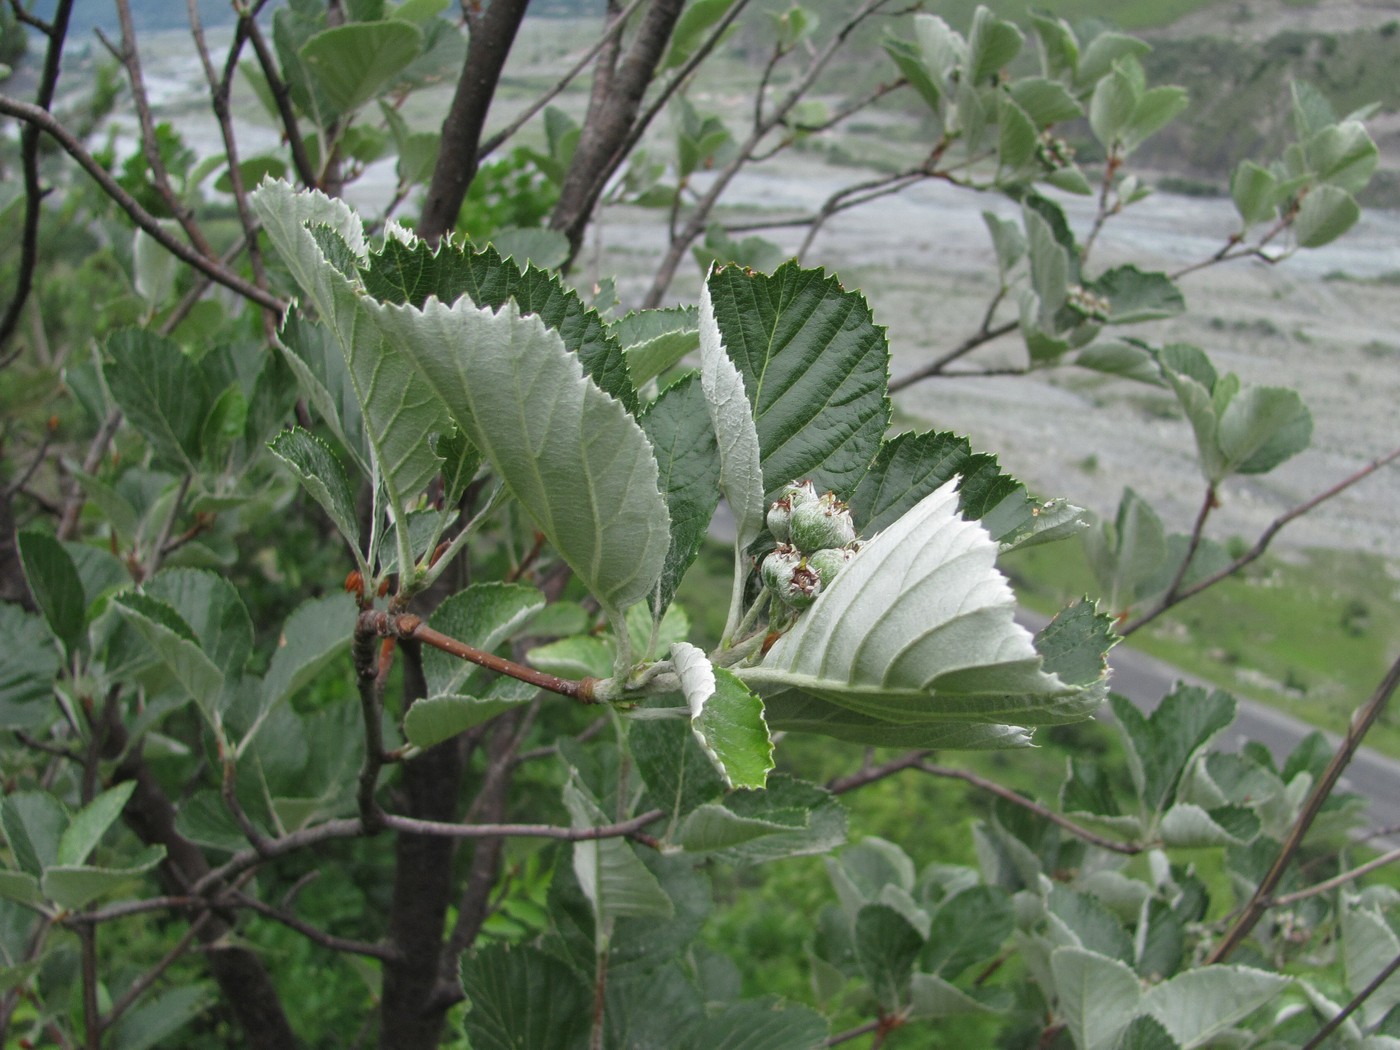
[276,309,369,475]
[671,642,774,790]
[748,481,1100,732]
[855,903,925,1011]
[563,776,673,925]
[57,782,136,867]
[423,583,546,697]
[640,375,722,615]
[362,237,634,411]
[112,592,225,713]
[267,429,362,559]
[298,20,423,116]
[17,530,86,655]
[1111,685,1235,817]
[103,330,212,473]
[613,306,700,386]
[260,592,357,718]
[706,263,890,500]
[370,295,669,614]
[0,603,61,729]
[252,182,449,535]
[460,944,590,1050]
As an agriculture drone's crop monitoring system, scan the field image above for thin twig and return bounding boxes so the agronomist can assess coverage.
[99,912,211,1031]
[224,890,400,961]
[56,408,123,541]
[919,761,1142,855]
[1123,445,1400,636]
[0,96,286,313]
[826,749,929,794]
[1157,481,1217,609]
[108,1,216,259]
[889,318,1019,393]
[242,15,317,187]
[1270,846,1400,908]
[1301,950,1400,1050]
[1208,653,1400,963]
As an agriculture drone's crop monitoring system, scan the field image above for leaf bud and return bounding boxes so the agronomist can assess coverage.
[789,491,856,553]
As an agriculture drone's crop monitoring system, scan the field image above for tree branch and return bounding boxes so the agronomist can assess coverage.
[0,96,286,313]
[380,808,666,841]
[0,0,74,357]
[1270,846,1400,908]
[1208,653,1400,963]
[1301,950,1400,1050]
[418,0,532,242]
[1122,445,1400,636]
[242,14,317,187]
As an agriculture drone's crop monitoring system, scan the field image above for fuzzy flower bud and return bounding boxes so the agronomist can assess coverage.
[760,544,823,609]
[767,480,819,542]
[789,491,856,554]
[806,545,855,589]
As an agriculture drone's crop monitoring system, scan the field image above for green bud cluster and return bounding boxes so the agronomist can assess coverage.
[760,481,860,610]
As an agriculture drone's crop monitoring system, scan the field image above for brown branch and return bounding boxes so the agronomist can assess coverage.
[826,749,930,794]
[353,610,389,830]
[384,611,595,701]
[242,15,317,188]
[1208,653,1400,963]
[187,0,268,299]
[225,890,399,962]
[1122,445,1400,636]
[56,408,122,541]
[476,0,650,160]
[0,0,74,357]
[0,96,286,314]
[919,761,1142,855]
[99,911,211,1032]
[418,0,532,241]
[380,808,665,841]
[192,818,364,896]
[108,1,216,260]
[889,318,1019,393]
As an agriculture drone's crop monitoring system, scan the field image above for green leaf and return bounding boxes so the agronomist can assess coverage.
[1031,13,1078,81]
[1122,86,1188,153]
[1230,160,1278,226]
[613,306,699,386]
[998,97,1038,174]
[640,374,721,614]
[527,636,612,680]
[1089,61,1139,148]
[764,691,1034,748]
[132,225,178,310]
[1110,685,1235,816]
[1087,266,1184,324]
[112,592,225,712]
[487,227,571,271]
[965,6,1023,84]
[268,428,362,558]
[704,776,846,866]
[1158,803,1258,847]
[1305,120,1379,194]
[299,20,423,116]
[983,210,1026,280]
[1051,946,1142,1050]
[0,871,43,909]
[747,481,1099,733]
[1075,340,1162,385]
[1142,965,1289,1047]
[924,885,1013,980]
[563,775,673,925]
[260,592,356,717]
[661,0,737,70]
[1076,32,1150,89]
[108,986,209,1050]
[848,430,1020,536]
[706,263,890,500]
[404,692,532,748]
[57,782,135,866]
[41,845,166,910]
[1217,385,1312,475]
[1085,488,1166,615]
[460,943,590,1050]
[1343,903,1400,1028]
[214,154,287,195]
[855,903,924,1011]
[1114,1016,1180,1050]
[908,974,1007,1020]
[630,700,727,826]
[145,569,253,681]
[253,185,449,551]
[362,238,635,411]
[677,801,807,853]
[1291,80,1337,139]
[1,791,67,876]
[692,997,829,1050]
[1010,77,1082,127]
[1024,205,1070,323]
[1294,184,1360,248]
[1051,883,1135,962]
[369,294,669,617]
[276,309,369,475]
[17,530,86,654]
[103,329,212,472]
[671,642,774,790]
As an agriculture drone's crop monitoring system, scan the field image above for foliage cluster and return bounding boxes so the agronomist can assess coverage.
[0,1,1396,1048]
